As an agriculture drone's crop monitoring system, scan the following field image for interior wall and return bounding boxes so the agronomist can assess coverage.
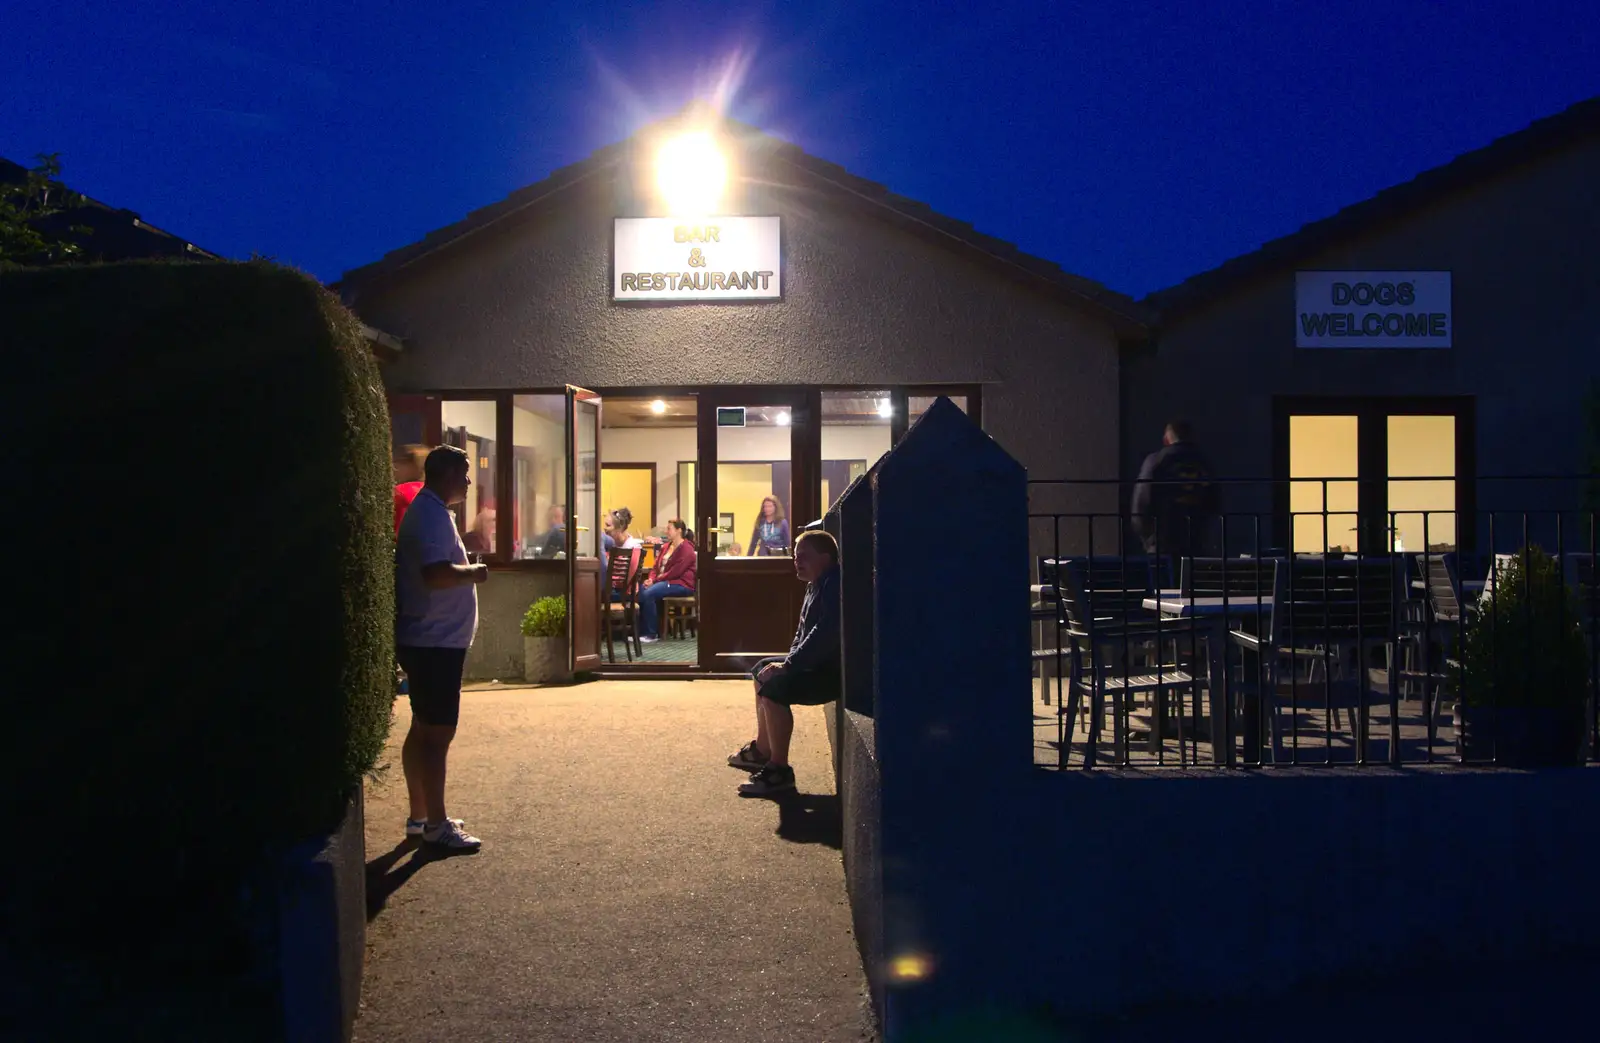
[599,422,896,534]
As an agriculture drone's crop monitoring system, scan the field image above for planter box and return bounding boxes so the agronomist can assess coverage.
[272,785,367,1043]
[524,635,572,684]
[1456,703,1588,767]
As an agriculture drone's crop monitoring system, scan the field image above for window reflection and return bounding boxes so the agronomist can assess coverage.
[822,390,892,512]
[442,399,498,556]
[510,395,568,559]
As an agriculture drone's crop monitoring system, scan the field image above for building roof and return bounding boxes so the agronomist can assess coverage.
[1145,95,1600,319]
[0,157,220,263]
[335,113,1153,336]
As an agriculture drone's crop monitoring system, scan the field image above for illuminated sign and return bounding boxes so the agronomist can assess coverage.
[1296,271,1451,348]
[613,216,780,301]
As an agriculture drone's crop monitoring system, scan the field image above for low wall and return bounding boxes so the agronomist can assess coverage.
[1012,766,1600,1018]
[467,569,566,680]
[828,706,885,1026]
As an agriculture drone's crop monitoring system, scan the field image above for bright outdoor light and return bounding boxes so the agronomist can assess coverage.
[650,399,667,415]
[877,400,893,418]
[656,131,727,216]
[888,953,932,981]
[775,410,791,426]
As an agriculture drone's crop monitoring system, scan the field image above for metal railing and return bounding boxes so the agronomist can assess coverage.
[1028,477,1600,770]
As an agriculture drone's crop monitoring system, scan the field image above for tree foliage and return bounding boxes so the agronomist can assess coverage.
[0,153,89,267]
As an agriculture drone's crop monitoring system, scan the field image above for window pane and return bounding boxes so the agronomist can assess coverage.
[822,390,893,512]
[1289,415,1358,553]
[718,404,792,558]
[1388,415,1456,552]
[442,399,498,556]
[909,393,968,426]
[575,401,598,558]
[511,394,567,559]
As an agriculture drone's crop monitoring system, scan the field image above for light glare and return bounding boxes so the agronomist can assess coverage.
[650,399,667,414]
[775,410,791,426]
[877,400,893,418]
[656,132,727,216]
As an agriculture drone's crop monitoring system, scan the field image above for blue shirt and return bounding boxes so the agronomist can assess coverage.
[786,565,840,674]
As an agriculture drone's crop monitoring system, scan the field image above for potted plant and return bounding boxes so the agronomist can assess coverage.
[522,595,571,684]
[1455,545,1590,767]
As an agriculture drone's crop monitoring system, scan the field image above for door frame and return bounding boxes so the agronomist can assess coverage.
[696,386,821,671]
[567,386,603,673]
[1272,395,1477,554]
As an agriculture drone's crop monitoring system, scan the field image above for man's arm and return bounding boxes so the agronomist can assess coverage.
[1130,453,1158,539]
[422,561,488,589]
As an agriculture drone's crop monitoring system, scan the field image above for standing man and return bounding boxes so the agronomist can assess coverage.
[726,530,841,796]
[395,445,488,850]
[1131,419,1220,559]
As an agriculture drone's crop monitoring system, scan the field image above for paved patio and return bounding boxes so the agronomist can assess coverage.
[356,680,875,1043]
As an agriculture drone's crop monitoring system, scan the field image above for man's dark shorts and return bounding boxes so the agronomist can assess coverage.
[396,645,467,726]
[751,656,840,707]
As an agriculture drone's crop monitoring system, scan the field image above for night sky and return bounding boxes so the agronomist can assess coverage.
[3,1,1595,297]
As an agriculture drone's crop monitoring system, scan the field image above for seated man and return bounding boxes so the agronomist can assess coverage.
[533,504,566,557]
[727,529,841,796]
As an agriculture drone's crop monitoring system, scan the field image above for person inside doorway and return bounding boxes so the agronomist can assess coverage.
[533,504,566,557]
[1131,419,1220,558]
[636,519,697,642]
[395,445,488,851]
[727,529,841,796]
[393,444,430,536]
[747,495,790,556]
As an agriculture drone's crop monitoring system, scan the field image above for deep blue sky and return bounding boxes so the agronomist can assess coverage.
[4,1,1595,297]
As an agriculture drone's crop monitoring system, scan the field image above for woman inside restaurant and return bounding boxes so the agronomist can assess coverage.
[637,519,697,643]
[747,495,790,556]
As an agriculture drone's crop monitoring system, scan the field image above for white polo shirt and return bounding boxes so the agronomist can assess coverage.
[396,487,478,649]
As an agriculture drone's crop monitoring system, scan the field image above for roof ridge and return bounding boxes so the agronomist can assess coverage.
[1145,94,1600,314]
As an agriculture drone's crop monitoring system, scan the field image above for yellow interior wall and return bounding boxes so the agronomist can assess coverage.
[1387,415,1456,550]
[601,467,656,536]
[1289,415,1359,553]
[719,462,783,554]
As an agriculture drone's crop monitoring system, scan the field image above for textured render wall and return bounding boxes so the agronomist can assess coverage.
[1125,138,1600,529]
[354,157,1123,492]
[467,568,566,681]
[1015,767,1600,1021]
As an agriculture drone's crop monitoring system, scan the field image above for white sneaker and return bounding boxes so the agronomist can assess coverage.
[406,816,462,838]
[422,819,482,850]
[640,635,660,644]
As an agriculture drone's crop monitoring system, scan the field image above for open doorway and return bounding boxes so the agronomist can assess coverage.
[601,395,699,665]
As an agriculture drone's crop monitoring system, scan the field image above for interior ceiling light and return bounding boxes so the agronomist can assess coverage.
[650,399,667,415]
[877,400,893,418]
[655,131,727,217]
[775,411,791,426]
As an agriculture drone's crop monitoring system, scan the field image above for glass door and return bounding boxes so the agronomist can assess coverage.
[696,388,819,670]
[1276,398,1472,554]
[567,386,602,673]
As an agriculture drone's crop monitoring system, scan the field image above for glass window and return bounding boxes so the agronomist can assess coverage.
[908,393,969,428]
[1289,415,1359,553]
[1387,415,1456,552]
[442,399,498,556]
[718,404,793,558]
[822,390,893,512]
[574,399,598,559]
[510,394,567,560]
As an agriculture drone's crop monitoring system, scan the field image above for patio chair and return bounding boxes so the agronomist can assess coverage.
[1233,556,1402,763]
[603,547,644,663]
[1395,552,1467,721]
[1034,555,1170,695]
[1056,559,1209,765]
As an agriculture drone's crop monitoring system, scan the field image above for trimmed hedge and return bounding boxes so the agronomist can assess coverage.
[2,261,393,934]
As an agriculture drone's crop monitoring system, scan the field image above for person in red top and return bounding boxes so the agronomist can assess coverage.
[393,444,430,536]
[636,519,697,643]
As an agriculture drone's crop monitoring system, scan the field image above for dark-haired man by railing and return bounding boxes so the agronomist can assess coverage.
[1131,418,1220,559]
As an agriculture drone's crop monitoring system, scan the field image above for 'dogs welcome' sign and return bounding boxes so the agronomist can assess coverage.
[1296,271,1451,348]
[613,216,780,301]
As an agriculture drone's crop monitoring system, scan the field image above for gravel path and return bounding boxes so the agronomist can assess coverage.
[356,680,876,1043]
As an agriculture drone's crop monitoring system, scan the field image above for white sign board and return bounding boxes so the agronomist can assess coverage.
[1295,271,1451,348]
[613,216,780,301]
